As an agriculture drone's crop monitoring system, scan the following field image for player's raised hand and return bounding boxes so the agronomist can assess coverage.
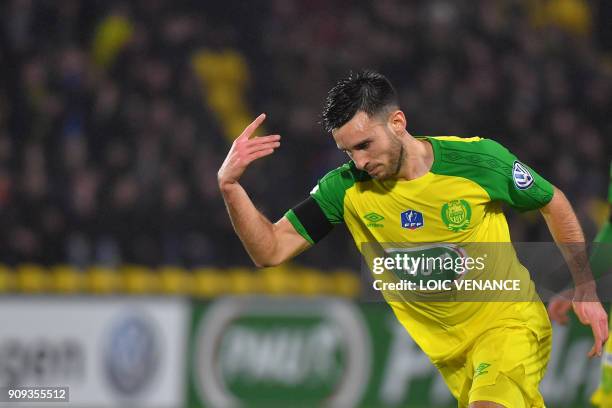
[217,114,281,188]
[571,283,609,357]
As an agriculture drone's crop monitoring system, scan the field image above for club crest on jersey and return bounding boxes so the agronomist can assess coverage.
[441,199,472,232]
[400,210,424,230]
[512,161,534,190]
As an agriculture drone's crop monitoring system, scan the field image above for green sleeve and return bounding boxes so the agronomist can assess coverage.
[283,162,367,240]
[430,138,554,211]
[308,163,360,224]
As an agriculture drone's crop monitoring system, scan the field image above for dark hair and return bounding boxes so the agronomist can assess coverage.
[321,70,399,133]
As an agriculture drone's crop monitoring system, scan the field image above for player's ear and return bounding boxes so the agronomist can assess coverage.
[389,110,406,134]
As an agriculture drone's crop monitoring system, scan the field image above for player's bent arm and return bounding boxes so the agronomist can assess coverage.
[268,217,313,266]
[540,185,608,356]
[540,186,584,243]
[220,182,311,267]
[539,186,591,284]
[217,113,308,267]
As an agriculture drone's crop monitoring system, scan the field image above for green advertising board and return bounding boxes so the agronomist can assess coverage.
[188,297,600,408]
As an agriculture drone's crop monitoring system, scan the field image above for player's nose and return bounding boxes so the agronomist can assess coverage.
[352,152,369,171]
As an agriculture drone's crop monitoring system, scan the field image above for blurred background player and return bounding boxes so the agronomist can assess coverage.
[1,0,610,268]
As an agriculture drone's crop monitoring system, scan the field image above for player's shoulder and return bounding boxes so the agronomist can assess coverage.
[428,136,508,154]
[427,136,514,168]
[427,136,554,208]
[318,161,370,187]
[427,135,518,183]
[311,161,370,199]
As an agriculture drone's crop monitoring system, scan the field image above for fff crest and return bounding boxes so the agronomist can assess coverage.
[400,209,424,230]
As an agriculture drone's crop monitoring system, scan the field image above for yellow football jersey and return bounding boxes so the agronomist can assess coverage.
[286,136,554,363]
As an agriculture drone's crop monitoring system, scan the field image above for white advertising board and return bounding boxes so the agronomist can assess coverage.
[0,297,188,408]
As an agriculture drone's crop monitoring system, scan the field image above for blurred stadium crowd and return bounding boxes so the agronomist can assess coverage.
[0,0,610,269]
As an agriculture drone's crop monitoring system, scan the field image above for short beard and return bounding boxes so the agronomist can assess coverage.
[377,127,405,179]
[393,144,404,176]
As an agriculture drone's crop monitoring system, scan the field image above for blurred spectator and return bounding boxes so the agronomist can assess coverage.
[0,0,610,268]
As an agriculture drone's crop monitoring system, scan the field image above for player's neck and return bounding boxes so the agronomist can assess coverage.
[397,135,434,181]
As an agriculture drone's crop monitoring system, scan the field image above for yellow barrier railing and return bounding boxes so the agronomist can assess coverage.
[0,263,361,298]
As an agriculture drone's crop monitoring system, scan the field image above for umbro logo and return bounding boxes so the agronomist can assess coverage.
[474,362,491,378]
[364,212,384,228]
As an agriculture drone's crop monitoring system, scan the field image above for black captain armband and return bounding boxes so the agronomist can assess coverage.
[291,196,334,243]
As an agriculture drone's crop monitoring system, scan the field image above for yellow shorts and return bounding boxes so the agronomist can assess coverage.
[436,325,552,407]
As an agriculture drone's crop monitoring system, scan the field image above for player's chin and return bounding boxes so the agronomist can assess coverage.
[370,171,390,180]
[367,165,385,179]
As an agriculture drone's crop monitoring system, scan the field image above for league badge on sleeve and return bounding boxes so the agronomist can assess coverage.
[400,209,424,230]
[512,161,534,190]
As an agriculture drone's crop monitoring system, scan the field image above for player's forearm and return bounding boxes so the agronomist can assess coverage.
[541,187,593,288]
[220,182,280,267]
[542,188,585,243]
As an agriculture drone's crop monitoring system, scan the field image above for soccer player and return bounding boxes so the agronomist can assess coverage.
[218,70,608,407]
[548,162,612,407]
